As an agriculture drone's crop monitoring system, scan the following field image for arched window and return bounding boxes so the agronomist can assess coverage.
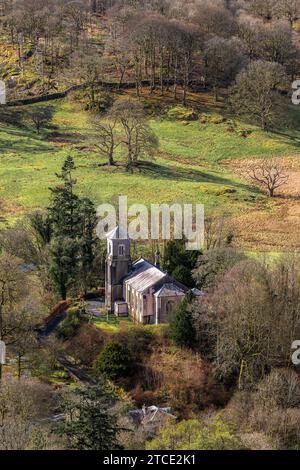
[166,300,175,315]
[118,244,125,256]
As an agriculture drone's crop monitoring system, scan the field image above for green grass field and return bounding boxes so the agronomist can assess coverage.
[1,96,300,250]
[92,314,167,336]
[92,315,133,333]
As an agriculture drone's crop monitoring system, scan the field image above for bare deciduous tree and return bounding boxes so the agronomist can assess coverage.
[246,159,289,197]
[109,98,158,170]
[0,253,27,345]
[66,47,106,110]
[274,0,300,26]
[204,214,235,251]
[192,254,300,389]
[246,0,277,20]
[230,60,288,131]
[195,0,237,38]
[0,377,57,450]
[92,118,120,166]
[204,36,246,102]
[29,107,53,134]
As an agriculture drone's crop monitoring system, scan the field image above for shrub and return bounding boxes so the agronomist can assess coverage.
[92,91,114,113]
[65,324,104,365]
[130,385,158,408]
[66,305,81,316]
[226,121,252,137]
[199,113,226,124]
[255,369,300,410]
[167,106,198,122]
[69,89,114,113]
[199,114,208,124]
[28,106,53,133]
[94,341,134,380]
[116,326,154,364]
[146,417,243,450]
[209,114,226,124]
[131,345,228,412]
[83,288,105,300]
[226,120,237,132]
[237,128,252,138]
[57,306,82,339]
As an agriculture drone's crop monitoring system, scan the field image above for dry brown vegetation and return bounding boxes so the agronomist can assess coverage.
[221,157,300,250]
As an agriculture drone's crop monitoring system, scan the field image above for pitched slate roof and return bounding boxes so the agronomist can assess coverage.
[191,287,204,297]
[154,283,186,298]
[124,258,166,293]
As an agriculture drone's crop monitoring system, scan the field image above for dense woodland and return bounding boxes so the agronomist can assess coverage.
[1,0,300,452]
[0,0,299,123]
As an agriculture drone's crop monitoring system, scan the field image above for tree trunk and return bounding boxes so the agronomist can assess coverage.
[183,81,187,106]
[160,50,164,95]
[118,68,125,89]
[60,281,67,301]
[214,85,218,103]
[261,114,267,131]
[17,353,22,380]
[174,56,178,100]
[108,147,115,166]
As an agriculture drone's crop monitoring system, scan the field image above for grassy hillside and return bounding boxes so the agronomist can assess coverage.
[1,94,300,251]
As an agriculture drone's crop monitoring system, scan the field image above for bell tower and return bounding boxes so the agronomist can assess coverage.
[105,226,131,312]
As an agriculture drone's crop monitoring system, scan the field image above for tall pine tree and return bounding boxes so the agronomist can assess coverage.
[46,157,98,299]
[49,155,81,239]
[163,239,200,288]
[77,197,97,294]
[49,237,79,300]
[57,383,123,450]
[169,292,196,348]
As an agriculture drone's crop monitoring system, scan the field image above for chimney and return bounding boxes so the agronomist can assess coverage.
[155,249,161,269]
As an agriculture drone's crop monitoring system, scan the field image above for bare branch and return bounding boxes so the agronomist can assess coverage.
[245,159,289,197]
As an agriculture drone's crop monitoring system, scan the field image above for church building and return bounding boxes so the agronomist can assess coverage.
[105,226,197,324]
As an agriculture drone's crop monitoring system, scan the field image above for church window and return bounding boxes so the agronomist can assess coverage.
[118,244,125,256]
[166,301,175,314]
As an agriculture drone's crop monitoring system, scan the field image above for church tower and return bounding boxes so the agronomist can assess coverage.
[105,226,131,312]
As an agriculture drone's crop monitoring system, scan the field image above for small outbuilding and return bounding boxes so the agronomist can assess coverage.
[114,300,128,317]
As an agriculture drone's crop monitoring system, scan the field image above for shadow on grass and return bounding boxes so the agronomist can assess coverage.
[276,193,300,201]
[46,130,86,144]
[0,108,25,127]
[234,101,300,148]
[0,130,56,153]
[0,124,67,153]
[136,160,260,194]
[270,129,300,148]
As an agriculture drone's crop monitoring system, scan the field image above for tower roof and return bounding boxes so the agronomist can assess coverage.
[106,225,129,240]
